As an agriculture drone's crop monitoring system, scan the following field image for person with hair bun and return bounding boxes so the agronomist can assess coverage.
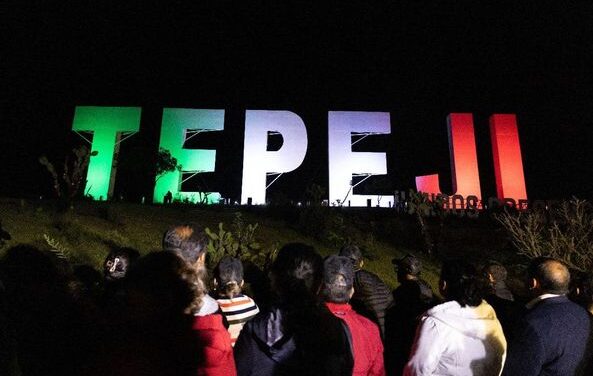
[234,243,353,376]
[213,256,259,346]
[404,260,506,376]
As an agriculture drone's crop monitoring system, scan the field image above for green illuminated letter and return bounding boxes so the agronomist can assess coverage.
[154,108,224,204]
[72,106,141,200]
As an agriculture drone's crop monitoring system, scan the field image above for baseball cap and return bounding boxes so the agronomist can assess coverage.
[323,255,354,289]
[339,245,363,263]
[392,253,422,276]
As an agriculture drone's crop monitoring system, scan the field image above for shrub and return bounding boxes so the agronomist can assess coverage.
[205,212,277,271]
[495,198,593,272]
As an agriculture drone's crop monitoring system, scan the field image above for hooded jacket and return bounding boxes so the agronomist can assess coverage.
[234,307,353,376]
[404,300,506,376]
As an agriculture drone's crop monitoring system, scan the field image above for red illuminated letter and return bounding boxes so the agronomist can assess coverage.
[415,113,482,200]
[489,114,527,201]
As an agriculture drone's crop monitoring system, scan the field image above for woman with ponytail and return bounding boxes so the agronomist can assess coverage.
[213,256,259,346]
[404,260,507,376]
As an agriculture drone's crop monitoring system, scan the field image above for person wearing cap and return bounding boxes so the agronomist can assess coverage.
[321,255,386,376]
[339,244,393,337]
[385,254,436,376]
[213,256,259,346]
[162,225,236,376]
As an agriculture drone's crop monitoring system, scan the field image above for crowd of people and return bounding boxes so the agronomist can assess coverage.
[0,224,592,375]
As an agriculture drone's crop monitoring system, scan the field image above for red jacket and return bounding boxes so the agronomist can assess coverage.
[193,313,237,376]
[326,302,386,376]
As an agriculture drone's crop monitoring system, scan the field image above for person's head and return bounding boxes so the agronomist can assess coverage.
[439,260,487,307]
[103,247,140,281]
[71,264,103,299]
[339,244,363,271]
[482,260,514,300]
[0,244,62,292]
[270,243,323,301]
[569,271,593,314]
[162,225,208,268]
[213,256,244,298]
[393,253,422,283]
[321,255,354,304]
[483,261,507,285]
[580,273,593,314]
[526,257,570,296]
[126,252,203,322]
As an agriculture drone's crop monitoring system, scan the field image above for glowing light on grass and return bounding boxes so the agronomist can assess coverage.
[241,110,308,204]
[328,111,390,207]
[72,106,141,200]
[154,108,224,204]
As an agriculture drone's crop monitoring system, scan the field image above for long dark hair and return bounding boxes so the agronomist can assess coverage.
[270,243,322,306]
[269,243,324,331]
[269,243,353,375]
[441,260,487,307]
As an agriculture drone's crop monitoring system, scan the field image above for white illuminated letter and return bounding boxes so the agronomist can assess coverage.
[328,111,391,207]
[241,110,308,204]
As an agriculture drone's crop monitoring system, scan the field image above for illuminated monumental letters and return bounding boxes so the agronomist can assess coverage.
[241,110,308,204]
[415,113,527,203]
[72,106,141,200]
[328,111,391,207]
[72,107,527,206]
[154,108,224,204]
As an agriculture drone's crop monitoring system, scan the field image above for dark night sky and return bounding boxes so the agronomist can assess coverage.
[2,1,593,202]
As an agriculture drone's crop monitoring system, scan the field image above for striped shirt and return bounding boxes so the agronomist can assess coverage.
[216,294,259,346]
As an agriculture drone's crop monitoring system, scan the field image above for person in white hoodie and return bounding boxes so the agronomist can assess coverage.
[404,260,507,376]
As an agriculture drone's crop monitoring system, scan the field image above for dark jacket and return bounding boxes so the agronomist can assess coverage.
[351,269,393,336]
[484,293,522,340]
[503,295,592,376]
[385,279,437,376]
[234,306,353,376]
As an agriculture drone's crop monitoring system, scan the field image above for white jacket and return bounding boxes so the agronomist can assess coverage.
[403,300,506,376]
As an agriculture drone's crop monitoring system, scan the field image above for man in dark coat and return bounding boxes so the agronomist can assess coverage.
[503,257,592,376]
[339,245,393,337]
[482,261,521,339]
[384,254,437,376]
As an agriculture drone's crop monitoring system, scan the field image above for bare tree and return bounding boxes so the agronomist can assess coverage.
[495,198,593,271]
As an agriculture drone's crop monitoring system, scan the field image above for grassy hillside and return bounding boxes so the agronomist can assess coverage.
[0,198,442,290]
